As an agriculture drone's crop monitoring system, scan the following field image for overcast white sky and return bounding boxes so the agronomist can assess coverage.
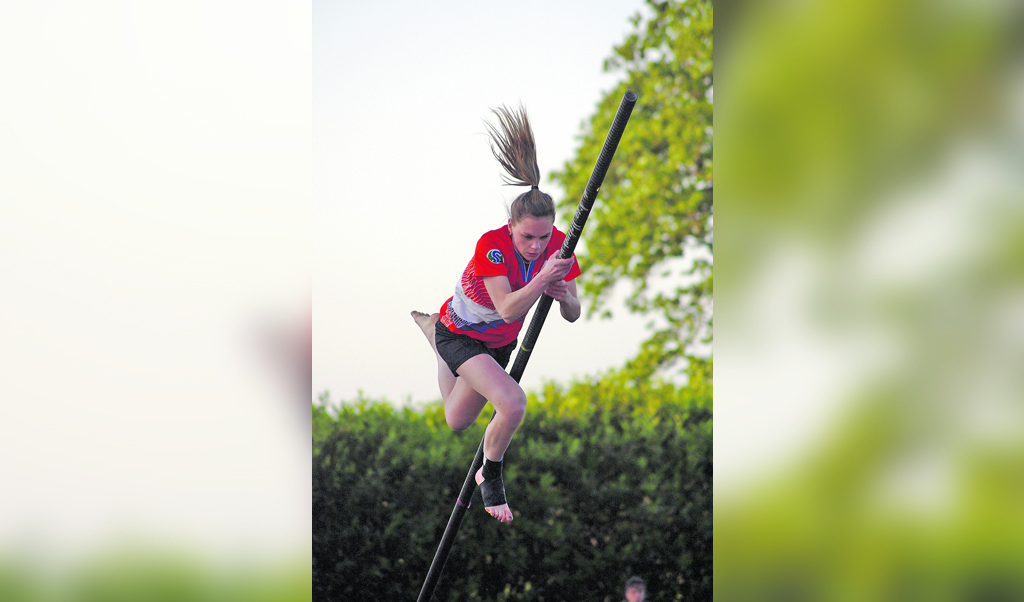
[313,0,651,406]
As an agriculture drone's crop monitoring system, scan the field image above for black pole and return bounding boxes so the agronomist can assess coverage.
[509,90,638,382]
[415,91,637,602]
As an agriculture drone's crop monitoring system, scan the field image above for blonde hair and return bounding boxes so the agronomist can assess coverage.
[484,105,555,224]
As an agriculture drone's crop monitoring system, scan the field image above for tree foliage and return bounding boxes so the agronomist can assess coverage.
[551,0,713,380]
[312,376,711,602]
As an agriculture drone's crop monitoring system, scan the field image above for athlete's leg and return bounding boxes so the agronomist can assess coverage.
[456,354,527,462]
[412,311,522,522]
[445,380,496,431]
[456,354,527,522]
[411,311,488,431]
[412,311,457,399]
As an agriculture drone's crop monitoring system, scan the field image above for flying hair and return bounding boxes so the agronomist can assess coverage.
[484,104,556,225]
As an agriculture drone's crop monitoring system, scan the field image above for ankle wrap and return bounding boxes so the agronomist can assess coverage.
[482,458,502,480]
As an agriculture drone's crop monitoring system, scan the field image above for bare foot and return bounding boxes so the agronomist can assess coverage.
[475,467,513,522]
[411,311,439,348]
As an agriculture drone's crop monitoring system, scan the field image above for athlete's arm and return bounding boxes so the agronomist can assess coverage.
[483,254,574,323]
[544,279,580,323]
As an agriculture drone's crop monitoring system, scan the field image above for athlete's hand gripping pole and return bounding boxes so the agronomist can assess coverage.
[416,90,637,602]
[509,90,637,381]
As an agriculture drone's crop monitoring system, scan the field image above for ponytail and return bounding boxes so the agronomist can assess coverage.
[484,105,555,224]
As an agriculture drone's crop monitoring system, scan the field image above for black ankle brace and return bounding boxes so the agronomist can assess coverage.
[479,458,507,507]
[482,458,502,480]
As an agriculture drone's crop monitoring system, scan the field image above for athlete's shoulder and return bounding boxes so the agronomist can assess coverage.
[477,226,515,251]
[478,225,512,244]
[474,226,514,269]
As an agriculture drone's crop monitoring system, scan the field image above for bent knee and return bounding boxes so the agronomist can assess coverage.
[446,413,476,432]
[498,388,527,422]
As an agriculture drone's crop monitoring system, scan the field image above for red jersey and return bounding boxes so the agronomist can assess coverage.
[439,225,581,348]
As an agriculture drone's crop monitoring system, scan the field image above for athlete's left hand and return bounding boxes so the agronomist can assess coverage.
[544,280,570,301]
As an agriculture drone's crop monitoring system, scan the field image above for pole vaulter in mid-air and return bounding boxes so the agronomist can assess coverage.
[411,91,637,602]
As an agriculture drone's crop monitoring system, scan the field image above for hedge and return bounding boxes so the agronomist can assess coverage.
[313,373,711,601]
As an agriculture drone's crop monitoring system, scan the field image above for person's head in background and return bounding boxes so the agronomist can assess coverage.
[625,576,646,602]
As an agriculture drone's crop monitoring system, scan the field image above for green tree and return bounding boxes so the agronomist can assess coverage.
[551,0,713,382]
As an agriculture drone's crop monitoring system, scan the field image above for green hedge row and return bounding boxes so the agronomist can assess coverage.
[313,373,712,601]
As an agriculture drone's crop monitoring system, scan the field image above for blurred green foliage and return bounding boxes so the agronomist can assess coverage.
[716,396,1024,601]
[715,0,1024,598]
[550,0,713,382]
[718,0,1017,280]
[313,373,711,602]
[0,551,310,602]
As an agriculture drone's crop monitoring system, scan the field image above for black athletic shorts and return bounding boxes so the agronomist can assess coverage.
[434,321,516,376]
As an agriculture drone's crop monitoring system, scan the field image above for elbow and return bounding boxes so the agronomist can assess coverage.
[498,306,518,324]
[562,302,581,323]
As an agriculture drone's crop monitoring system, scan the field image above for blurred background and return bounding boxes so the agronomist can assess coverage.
[0,1,311,600]
[715,0,1024,598]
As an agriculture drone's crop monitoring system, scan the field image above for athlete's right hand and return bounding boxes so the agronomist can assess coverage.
[538,252,574,284]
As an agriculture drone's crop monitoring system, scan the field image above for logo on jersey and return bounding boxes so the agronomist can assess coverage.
[486,249,504,264]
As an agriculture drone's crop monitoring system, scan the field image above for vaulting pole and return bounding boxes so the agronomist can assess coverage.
[415,91,637,602]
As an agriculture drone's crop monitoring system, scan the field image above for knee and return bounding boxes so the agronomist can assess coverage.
[446,412,475,432]
[499,388,527,423]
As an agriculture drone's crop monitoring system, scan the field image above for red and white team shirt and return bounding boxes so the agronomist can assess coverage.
[439,225,581,348]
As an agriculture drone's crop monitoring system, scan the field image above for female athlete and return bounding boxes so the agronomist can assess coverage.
[412,105,581,523]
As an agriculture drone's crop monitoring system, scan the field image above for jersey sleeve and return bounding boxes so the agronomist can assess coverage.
[471,232,511,279]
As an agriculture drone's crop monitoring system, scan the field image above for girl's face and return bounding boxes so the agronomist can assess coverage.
[508,215,554,262]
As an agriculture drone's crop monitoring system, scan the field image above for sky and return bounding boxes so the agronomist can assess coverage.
[313,0,652,406]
